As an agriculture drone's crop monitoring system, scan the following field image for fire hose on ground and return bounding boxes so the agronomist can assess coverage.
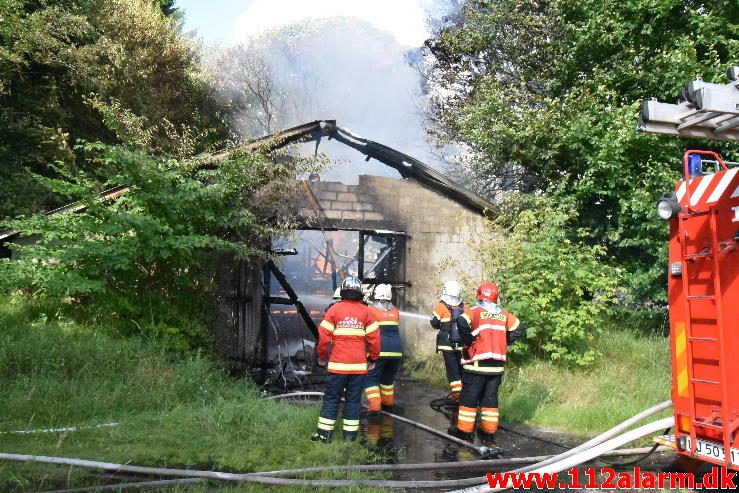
[269,392,672,460]
[13,448,674,493]
[254,447,668,477]
[267,391,494,455]
[452,416,675,492]
[0,396,674,489]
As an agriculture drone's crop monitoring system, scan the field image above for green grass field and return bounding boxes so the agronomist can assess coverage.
[0,296,675,490]
[408,329,673,436]
[0,298,378,491]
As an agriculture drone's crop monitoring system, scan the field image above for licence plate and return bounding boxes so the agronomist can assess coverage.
[685,437,739,464]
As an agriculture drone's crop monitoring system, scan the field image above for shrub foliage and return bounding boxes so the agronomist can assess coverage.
[0,143,305,348]
[476,196,620,366]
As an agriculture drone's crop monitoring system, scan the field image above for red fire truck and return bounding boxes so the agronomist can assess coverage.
[640,66,739,469]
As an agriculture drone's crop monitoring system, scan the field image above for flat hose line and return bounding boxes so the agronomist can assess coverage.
[255,446,669,477]
[429,392,671,467]
[452,417,676,493]
[39,478,205,493]
[0,440,673,489]
[0,396,674,489]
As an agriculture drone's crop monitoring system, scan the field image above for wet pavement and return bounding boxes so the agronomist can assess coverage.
[362,379,675,487]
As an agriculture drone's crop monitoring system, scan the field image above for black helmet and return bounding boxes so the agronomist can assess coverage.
[340,276,363,301]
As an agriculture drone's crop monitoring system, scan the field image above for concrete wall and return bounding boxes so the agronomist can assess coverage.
[300,175,487,356]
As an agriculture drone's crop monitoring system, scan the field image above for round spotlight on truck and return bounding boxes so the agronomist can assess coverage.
[657,192,680,220]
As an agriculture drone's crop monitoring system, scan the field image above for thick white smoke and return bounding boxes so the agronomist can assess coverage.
[210,2,460,183]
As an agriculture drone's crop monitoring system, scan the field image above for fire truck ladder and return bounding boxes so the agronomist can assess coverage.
[679,203,735,467]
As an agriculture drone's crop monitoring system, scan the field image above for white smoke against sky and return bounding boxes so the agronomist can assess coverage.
[210,1,460,183]
[234,0,430,47]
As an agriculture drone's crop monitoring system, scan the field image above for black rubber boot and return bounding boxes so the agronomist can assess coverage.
[448,427,474,442]
[343,431,359,441]
[478,431,496,448]
[311,429,332,443]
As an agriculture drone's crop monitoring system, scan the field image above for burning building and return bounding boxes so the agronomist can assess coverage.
[212,120,493,378]
[0,120,494,380]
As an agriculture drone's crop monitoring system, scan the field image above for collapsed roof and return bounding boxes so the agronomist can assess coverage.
[214,120,495,214]
[1,120,493,245]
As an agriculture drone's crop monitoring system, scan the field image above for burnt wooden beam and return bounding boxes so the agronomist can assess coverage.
[266,260,319,339]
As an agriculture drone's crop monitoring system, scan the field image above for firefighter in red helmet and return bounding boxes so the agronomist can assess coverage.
[454,281,525,445]
[312,276,381,442]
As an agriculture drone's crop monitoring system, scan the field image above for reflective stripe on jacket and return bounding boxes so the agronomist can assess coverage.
[369,304,403,358]
[459,305,519,370]
[318,300,380,374]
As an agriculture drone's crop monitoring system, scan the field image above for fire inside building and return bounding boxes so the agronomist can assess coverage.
[0,120,494,388]
[211,121,494,387]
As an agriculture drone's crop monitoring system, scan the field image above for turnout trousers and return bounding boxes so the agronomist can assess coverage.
[364,358,401,411]
[456,371,502,434]
[441,349,464,395]
[317,372,366,439]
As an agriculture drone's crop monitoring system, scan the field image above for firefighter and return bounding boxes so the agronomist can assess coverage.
[364,283,403,413]
[327,287,342,310]
[454,281,525,444]
[430,280,471,401]
[312,276,381,442]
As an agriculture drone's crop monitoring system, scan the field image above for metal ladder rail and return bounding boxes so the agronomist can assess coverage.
[680,207,731,465]
[679,213,700,457]
[709,206,732,467]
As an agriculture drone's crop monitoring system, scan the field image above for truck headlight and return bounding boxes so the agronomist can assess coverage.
[657,192,680,220]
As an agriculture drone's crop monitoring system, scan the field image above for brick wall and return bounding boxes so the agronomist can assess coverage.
[300,175,487,355]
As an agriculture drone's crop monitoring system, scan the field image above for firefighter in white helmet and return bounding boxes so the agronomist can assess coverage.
[364,283,403,413]
[327,287,342,310]
[430,280,472,402]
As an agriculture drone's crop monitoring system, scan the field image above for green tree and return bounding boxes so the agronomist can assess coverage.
[473,195,620,366]
[427,0,738,303]
[155,0,178,16]
[0,142,307,348]
[0,0,225,218]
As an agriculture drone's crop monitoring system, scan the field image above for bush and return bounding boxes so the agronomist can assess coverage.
[474,195,620,366]
[0,142,305,349]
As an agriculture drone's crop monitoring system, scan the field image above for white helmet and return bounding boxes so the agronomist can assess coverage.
[373,283,393,301]
[333,288,341,300]
[441,280,462,306]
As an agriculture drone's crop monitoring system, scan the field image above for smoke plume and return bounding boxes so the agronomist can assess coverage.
[210,9,456,183]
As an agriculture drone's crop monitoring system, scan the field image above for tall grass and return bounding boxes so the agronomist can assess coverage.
[408,329,672,436]
[0,298,377,491]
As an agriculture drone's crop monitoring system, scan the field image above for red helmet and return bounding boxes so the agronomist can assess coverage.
[476,282,499,303]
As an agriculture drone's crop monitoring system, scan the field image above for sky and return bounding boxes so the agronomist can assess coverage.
[176,0,454,182]
[177,0,432,47]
